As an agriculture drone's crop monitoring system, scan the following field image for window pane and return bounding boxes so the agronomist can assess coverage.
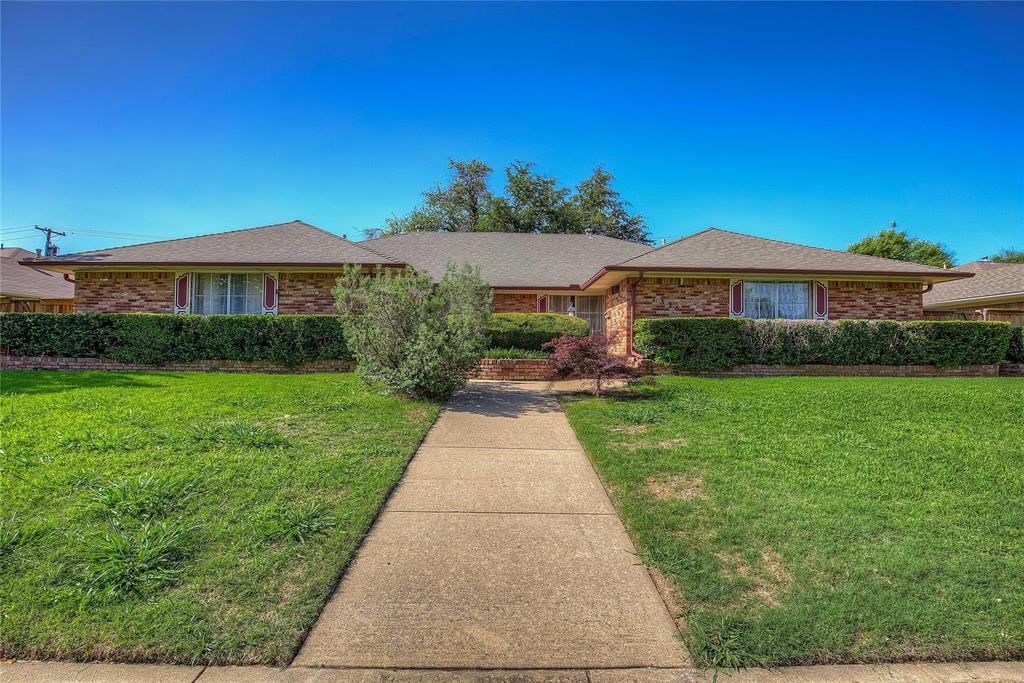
[776,282,810,319]
[744,282,774,319]
[191,273,265,314]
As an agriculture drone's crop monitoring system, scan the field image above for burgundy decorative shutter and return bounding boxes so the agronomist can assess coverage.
[262,273,278,314]
[174,273,191,314]
[729,280,744,317]
[813,281,828,320]
[537,295,547,313]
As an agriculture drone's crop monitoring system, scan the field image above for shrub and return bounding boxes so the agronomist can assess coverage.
[903,320,1014,366]
[544,333,635,395]
[1008,327,1024,363]
[333,264,492,400]
[486,312,589,351]
[634,317,747,370]
[482,347,549,359]
[633,317,1013,370]
[0,312,352,365]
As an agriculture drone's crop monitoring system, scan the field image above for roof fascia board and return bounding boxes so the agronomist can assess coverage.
[924,291,1024,309]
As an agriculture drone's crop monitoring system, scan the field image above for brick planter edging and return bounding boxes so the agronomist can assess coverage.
[644,361,1002,378]
[1,354,355,374]
[0,353,1011,379]
[473,358,556,381]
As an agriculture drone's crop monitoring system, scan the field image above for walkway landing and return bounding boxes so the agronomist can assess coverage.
[294,380,690,670]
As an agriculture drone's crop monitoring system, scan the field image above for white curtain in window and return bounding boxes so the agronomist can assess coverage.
[191,273,264,314]
[743,281,810,319]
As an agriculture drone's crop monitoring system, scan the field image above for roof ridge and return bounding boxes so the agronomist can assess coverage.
[615,225,954,273]
[37,220,347,261]
[709,226,956,272]
[611,226,717,266]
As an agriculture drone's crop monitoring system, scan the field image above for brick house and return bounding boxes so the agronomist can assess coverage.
[24,220,971,355]
[923,260,1024,325]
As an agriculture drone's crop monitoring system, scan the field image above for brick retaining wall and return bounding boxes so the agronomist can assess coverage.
[1,354,355,374]
[643,361,1001,378]
[0,354,1010,379]
[473,358,556,380]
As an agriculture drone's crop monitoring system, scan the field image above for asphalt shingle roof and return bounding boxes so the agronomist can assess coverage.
[1,247,75,300]
[609,228,966,280]
[923,261,1024,307]
[24,221,396,267]
[360,232,653,288]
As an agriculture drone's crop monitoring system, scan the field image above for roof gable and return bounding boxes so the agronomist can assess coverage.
[24,221,397,268]
[609,227,967,280]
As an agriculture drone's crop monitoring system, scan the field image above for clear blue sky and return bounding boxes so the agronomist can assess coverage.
[2,2,1021,262]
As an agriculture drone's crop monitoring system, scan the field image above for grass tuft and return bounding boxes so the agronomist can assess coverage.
[82,520,197,597]
[186,419,288,449]
[88,473,199,522]
[261,500,338,544]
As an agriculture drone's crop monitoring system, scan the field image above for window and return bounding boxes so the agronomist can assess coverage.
[742,281,811,319]
[549,295,605,332]
[191,273,265,314]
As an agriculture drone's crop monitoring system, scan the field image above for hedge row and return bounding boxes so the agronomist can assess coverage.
[0,313,352,366]
[1009,327,1024,363]
[485,313,589,351]
[633,318,1015,370]
[0,311,590,365]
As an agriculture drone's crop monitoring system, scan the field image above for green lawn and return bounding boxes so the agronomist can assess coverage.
[562,376,1024,668]
[0,371,438,665]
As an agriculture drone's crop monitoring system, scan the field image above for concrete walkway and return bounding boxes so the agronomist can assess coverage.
[294,380,689,671]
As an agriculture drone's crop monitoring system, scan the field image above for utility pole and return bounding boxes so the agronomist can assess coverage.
[34,225,66,256]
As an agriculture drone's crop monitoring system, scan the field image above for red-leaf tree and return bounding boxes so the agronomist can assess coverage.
[543,333,636,395]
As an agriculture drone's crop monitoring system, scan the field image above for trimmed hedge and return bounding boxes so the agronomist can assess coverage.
[486,312,589,351]
[1009,327,1024,363]
[0,313,352,366]
[634,317,1014,370]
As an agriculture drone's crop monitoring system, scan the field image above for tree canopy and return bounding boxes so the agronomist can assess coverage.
[847,224,955,268]
[991,248,1024,264]
[378,158,651,244]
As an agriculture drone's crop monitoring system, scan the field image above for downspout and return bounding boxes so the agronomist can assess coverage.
[63,273,75,283]
[922,283,933,294]
[628,278,643,360]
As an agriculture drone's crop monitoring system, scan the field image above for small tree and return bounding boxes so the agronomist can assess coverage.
[544,333,636,395]
[333,264,492,400]
[992,248,1024,264]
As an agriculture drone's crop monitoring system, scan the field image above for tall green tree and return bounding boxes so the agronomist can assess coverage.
[385,159,495,235]
[571,166,650,243]
[376,158,652,243]
[991,248,1024,263]
[847,224,954,268]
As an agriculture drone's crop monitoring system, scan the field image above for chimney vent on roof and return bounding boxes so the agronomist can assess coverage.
[981,256,990,262]
[661,238,667,245]
[35,248,42,258]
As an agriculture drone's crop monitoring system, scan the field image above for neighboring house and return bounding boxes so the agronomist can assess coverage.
[1,247,75,312]
[923,260,1024,325]
[24,220,970,354]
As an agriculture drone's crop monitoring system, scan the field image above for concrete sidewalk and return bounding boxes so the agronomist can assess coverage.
[293,380,689,671]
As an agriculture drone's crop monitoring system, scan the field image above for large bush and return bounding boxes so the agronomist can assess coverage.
[0,312,352,366]
[1008,327,1024,363]
[486,312,589,351]
[333,264,492,400]
[634,317,1013,370]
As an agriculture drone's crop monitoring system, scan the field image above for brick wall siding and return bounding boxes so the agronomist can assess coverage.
[473,358,555,380]
[493,292,537,313]
[604,284,630,355]
[277,272,339,314]
[642,360,1000,378]
[827,280,923,320]
[74,271,174,313]
[634,277,730,318]
[1,354,355,374]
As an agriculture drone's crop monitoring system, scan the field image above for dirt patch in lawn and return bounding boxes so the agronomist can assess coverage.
[646,474,706,501]
[717,547,793,608]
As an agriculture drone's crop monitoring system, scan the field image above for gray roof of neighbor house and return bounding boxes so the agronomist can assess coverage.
[1,247,75,300]
[22,221,397,270]
[584,227,971,284]
[360,232,653,288]
[923,260,1024,308]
